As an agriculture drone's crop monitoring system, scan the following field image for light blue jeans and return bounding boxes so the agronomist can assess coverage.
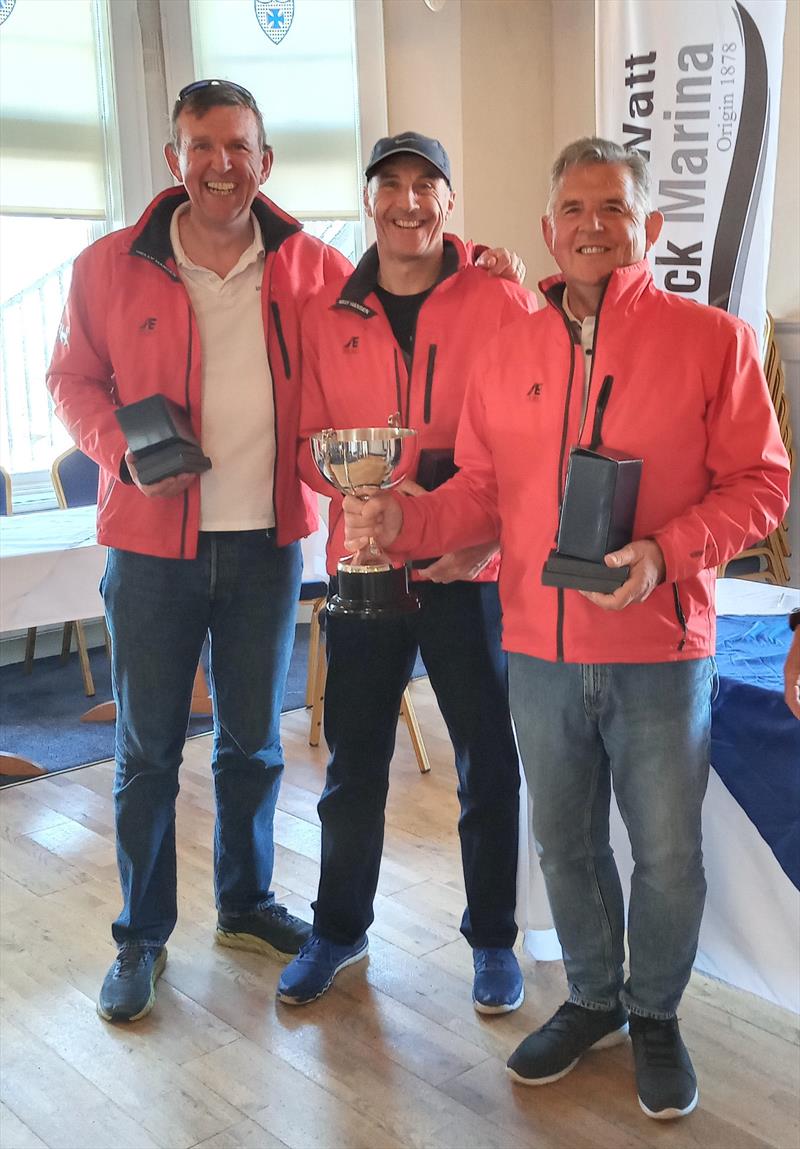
[101,533,302,948]
[509,654,716,1019]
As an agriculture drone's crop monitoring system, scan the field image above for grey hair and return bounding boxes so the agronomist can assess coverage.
[546,137,652,220]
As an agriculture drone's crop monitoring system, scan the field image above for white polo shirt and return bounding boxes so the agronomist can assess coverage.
[563,289,596,441]
[170,204,276,531]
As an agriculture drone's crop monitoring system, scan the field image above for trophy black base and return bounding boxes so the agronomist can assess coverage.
[542,551,629,592]
[328,564,420,620]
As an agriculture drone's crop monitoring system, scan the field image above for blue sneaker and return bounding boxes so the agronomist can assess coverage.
[276,934,369,1005]
[472,947,524,1014]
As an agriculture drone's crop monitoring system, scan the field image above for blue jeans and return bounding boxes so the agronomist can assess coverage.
[315,580,520,949]
[101,532,302,947]
[508,654,716,1019]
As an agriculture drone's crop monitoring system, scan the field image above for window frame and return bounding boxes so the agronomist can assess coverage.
[0,0,152,503]
[159,0,387,247]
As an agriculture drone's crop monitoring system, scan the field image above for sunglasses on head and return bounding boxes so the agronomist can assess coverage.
[177,79,256,104]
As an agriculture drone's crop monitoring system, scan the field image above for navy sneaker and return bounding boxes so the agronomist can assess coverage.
[472,947,525,1014]
[276,934,369,1005]
[507,1000,629,1085]
[216,903,312,963]
[97,945,167,1022]
[630,1014,699,1120]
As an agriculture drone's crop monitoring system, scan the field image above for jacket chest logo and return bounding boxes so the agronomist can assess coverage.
[343,336,360,352]
[526,383,543,397]
[139,317,157,332]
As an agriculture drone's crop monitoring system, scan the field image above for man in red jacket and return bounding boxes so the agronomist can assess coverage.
[47,87,524,1025]
[277,132,536,1013]
[341,138,790,1119]
[47,79,352,1023]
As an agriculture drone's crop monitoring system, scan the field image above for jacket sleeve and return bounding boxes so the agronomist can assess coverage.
[653,321,791,581]
[46,248,129,479]
[322,244,353,283]
[296,296,342,500]
[396,364,502,558]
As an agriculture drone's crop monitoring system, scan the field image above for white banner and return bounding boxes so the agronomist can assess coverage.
[595,0,786,345]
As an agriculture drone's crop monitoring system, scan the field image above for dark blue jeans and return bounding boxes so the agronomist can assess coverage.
[315,580,520,948]
[101,532,302,947]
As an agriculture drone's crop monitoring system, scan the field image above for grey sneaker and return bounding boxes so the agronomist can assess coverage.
[507,1000,629,1085]
[630,1015,699,1119]
[97,945,167,1022]
[215,903,312,963]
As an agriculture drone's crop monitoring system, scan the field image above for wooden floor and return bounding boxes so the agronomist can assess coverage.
[1,678,798,1149]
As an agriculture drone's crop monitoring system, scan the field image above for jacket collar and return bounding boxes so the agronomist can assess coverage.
[539,258,654,317]
[332,234,467,317]
[128,186,302,273]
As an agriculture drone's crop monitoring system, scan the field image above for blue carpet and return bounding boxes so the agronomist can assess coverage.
[0,626,427,786]
[0,624,314,784]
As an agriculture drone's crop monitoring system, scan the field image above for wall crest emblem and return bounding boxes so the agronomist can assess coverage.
[254,1,294,45]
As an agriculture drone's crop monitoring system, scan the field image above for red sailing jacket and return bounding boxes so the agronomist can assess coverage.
[391,260,790,662]
[47,186,351,558]
[297,236,537,579]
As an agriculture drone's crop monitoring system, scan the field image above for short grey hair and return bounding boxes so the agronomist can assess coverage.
[546,137,652,220]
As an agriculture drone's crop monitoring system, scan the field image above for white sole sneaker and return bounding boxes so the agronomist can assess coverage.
[638,1087,699,1120]
[276,940,369,1006]
[506,1022,629,1086]
[473,985,525,1015]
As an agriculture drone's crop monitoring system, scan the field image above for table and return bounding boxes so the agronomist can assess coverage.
[0,505,105,632]
[0,505,106,775]
[517,579,800,1013]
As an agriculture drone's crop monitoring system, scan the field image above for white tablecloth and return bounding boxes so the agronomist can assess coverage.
[517,579,800,1012]
[0,505,105,632]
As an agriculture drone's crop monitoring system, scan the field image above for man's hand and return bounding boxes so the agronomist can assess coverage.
[397,477,427,498]
[342,491,404,553]
[125,449,197,499]
[418,541,498,583]
[580,538,666,612]
[475,248,526,285]
[785,629,800,719]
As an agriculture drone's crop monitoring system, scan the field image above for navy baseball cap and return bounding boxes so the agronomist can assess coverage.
[365,132,452,187]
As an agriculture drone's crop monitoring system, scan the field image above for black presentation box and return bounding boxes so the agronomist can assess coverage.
[411,448,459,569]
[542,446,642,592]
[115,394,211,485]
[415,448,458,493]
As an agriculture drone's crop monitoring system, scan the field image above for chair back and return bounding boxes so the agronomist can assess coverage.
[0,464,11,516]
[51,447,99,508]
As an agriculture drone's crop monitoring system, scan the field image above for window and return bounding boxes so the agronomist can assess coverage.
[161,0,388,262]
[0,0,387,505]
[0,0,122,503]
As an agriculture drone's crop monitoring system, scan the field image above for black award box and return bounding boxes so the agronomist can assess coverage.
[411,448,459,569]
[115,394,211,485]
[542,446,642,592]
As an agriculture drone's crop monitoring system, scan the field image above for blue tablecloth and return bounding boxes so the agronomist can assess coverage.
[711,614,800,889]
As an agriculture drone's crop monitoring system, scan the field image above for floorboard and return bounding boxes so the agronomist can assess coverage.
[1,679,797,1149]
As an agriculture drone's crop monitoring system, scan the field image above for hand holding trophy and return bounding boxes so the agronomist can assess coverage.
[310,414,419,619]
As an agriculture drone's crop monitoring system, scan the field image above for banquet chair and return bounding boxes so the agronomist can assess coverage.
[718,313,794,585]
[24,448,101,696]
[0,464,40,679]
[306,597,431,775]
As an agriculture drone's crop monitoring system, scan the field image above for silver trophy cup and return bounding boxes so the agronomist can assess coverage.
[310,419,419,618]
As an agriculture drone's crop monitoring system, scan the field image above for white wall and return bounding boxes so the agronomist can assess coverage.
[384,0,798,317]
[461,0,553,284]
[767,0,800,321]
[382,0,465,239]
